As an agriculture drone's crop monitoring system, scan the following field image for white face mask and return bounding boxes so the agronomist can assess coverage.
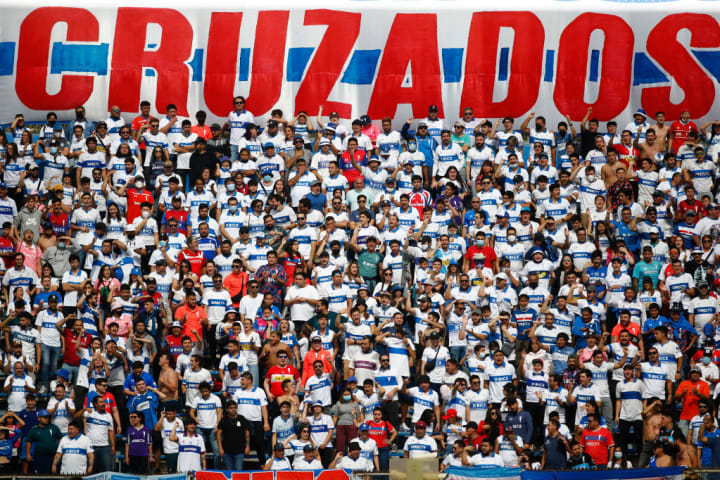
[587,174,597,183]
[141,211,150,219]
[134,181,144,189]
[507,235,517,243]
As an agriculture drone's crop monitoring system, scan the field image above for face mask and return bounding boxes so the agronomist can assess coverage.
[529,282,538,289]
[49,147,58,154]
[586,174,597,183]
[614,451,623,459]
[703,356,712,365]
[408,143,417,152]
[507,235,517,243]
[475,239,485,247]
[141,211,150,219]
[158,241,167,248]
[227,183,236,192]
[535,123,542,131]
[516,184,524,191]
[343,395,352,402]
[421,244,429,251]
[57,241,66,249]
[48,120,56,127]
[503,201,511,207]
[509,161,518,168]
[229,204,238,213]
[113,246,122,255]
[263,174,272,182]
[135,181,144,189]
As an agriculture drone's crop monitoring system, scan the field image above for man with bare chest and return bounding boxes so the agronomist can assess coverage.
[652,112,670,152]
[260,331,294,368]
[158,353,179,407]
[639,399,663,466]
[637,128,664,164]
[601,148,622,188]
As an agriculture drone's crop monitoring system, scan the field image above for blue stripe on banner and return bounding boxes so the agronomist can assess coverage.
[498,47,509,81]
[341,49,382,85]
[692,50,720,83]
[633,52,669,85]
[442,48,464,83]
[518,467,686,480]
[192,468,353,478]
[446,466,523,478]
[50,42,109,75]
[188,48,204,82]
[544,50,555,82]
[239,48,251,82]
[589,49,600,82]
[0,42,15,76]
[287,47,315,82]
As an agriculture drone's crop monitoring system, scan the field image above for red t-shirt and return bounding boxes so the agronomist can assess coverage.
[615,144,640,171]
[678,199,704,220]
[175,305,207,342]
[191,125,212,140]
[580,427,614,466]
[610,322,642,343]
[670,120,699,153]
[48,212,70,236]
[367,420,396,448]
[127,188,154,223]
[62,330,92,366]
[0,237,14,274]
[465,245,497,270]
[178,249,206,277]
[132,116,153,149]
[83,391,117,410]
[163,209,190,235]
[265,365,300,397]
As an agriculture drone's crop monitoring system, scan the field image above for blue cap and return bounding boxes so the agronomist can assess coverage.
[358,284,369,291]
[521,206,531,212]
[131,267,142,276]
[347,376,358,383]
[634,108,647,118]
[359,423,370,431]
[313,400,323,407]
[368,155,380,163]
[360,114,371,125]
[263,142,274,149]
[293,135,304,142]
[0,182,7,189]
[57,368,69,380]
[37,409,50,417]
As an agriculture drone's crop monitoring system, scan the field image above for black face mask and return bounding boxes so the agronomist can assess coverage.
[535,123,542,130]
[529,282,538,289]
[113,247,122,255]
[126,233,135,240]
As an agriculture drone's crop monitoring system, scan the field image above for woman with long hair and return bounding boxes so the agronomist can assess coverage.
[105,202,127,241]
[95,264,120,321]
[239,124,262,160]
[279,239,305,283]
[3,142,25,203]
[172,259,199,293]
[551,254,580,296]
[477,407,504,445]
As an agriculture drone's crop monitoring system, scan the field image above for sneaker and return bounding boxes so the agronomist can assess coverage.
[399,423,411,433]
[38,385,47,395]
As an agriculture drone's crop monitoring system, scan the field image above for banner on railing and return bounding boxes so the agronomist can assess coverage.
[1,1,720,126]
[83,473,188,480]
[193,469,351,480]
[445,466,685,480]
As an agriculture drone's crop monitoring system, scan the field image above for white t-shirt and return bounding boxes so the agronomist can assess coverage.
[56,433,94,474]
[177,433,205,473]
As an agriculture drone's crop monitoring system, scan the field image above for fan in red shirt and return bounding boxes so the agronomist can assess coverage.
[614,130,640,172]
[670,111,699,153]
[366,409,397,450]
[677,188,704,220]
[62,317,92,368]
[0,224,14,276]
[163,322,186,360]
[264,351,300,400]
[177,238,206,277]
[47,198,70,235]
[162,196,190,235]
[125,175,155,223]
[465,233,497,270]
[579,413,615,467]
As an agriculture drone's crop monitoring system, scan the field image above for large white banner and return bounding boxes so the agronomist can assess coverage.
[1,0,720,126]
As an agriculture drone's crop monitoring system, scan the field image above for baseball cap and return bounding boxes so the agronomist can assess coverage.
[360,115,371,126]
[358,284,369,292]
[303,445,314,452]
[310,335,322,342]
[347,376,358,383]
[37,409,50,417]
[110,301,122,312]
[56,368,70,380]
[652,190,664,197]
[163,161,173,168]
[415,421,428,428]
[267,120,279,128]
[311,179,322,187]
[428,105,438,112]
[274,443,284,451]
[687,210,696,216]
[171,321,182,329]
[442,409,459,420]
[368,156,380,164]
[131,267,142,276]
[313,400,323,407]
[319,138,330,146]
[417,121,428,128]
[263,142,274,149]
[359,423,370,431]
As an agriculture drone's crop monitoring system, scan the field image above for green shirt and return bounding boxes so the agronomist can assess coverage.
[358,249,382,279]
[26,424,62,455]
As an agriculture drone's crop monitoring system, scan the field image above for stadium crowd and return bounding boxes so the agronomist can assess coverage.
[0,100,718,475]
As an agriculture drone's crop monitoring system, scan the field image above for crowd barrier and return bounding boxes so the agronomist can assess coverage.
[445,466,686,480]
[0,1,720,125]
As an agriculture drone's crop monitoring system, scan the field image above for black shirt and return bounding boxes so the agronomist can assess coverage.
[218,414,251,453]
[188,150,218,185]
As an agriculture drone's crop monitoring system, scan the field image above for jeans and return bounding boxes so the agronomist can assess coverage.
[94,445,113,473]
[230,144,240,162]
[378,446,390,472]
[61,363,79,385]
[449,346,466,363]
[40,344,61,389]
[223,452,245,470]
[199,427,220,466]
[248,363,260,387]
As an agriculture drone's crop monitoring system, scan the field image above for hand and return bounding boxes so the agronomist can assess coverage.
[149,456,154,464]
[125,457,130,465]
[406,118,413,125]
[245,445,250,455]
[264,422,270,432]
[219,448,224,457]
[26,454,32,462]
[335,452,344,458]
